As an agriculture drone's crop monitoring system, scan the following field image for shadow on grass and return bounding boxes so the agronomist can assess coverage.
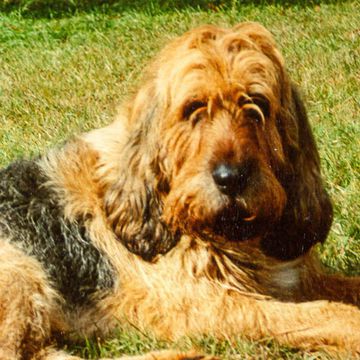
[0,0,343,19]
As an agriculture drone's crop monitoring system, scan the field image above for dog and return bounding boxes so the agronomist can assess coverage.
[0,22,359,360]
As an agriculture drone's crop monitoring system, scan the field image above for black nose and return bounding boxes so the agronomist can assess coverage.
[212,162,251,196]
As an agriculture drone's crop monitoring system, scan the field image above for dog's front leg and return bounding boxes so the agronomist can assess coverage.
[112,249,360,355]
[215,292,360,355]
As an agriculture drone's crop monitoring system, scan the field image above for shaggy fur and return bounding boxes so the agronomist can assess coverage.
[0,22,360,359]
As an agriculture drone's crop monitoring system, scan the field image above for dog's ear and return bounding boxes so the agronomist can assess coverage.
[261,84,333,260]
[103,85,179,261]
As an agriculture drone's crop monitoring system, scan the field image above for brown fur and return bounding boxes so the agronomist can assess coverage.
[0,22,359,359]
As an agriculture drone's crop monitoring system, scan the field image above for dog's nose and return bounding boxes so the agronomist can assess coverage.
[212,163,251,196]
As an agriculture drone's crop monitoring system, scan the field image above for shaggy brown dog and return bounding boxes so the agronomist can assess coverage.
[0,22,359,360]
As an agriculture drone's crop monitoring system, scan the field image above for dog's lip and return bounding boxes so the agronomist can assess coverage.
[236,197,257,222]
[210,193,270,241]
[242,214,257,222]
[212,209,260,242]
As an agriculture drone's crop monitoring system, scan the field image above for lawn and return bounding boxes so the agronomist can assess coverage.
[0,0,359,359]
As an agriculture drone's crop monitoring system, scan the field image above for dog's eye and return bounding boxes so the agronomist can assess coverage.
[251,94,270,118]
[183,100,207,119]
[244,107,264,125]
[239,94,268,125]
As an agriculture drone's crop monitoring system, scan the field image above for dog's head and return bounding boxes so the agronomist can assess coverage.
[104,23,332,261]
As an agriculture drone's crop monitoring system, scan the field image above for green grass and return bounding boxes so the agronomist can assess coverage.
[0,0,359,358]
[65,329,334,359]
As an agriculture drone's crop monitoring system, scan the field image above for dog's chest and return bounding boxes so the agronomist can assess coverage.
[0,160,115,307]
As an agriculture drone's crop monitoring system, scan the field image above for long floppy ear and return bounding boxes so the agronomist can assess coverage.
[261,84,333,260]
[103,85,179,261]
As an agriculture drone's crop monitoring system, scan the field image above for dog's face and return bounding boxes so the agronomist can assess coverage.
[151,25,288,242]
[105,23,333,261]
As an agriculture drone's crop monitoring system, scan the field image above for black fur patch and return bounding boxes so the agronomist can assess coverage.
[0,160,115,307]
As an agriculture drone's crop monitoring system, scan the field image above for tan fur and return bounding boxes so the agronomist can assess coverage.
[0,241,64,359]
[1,22,359,359]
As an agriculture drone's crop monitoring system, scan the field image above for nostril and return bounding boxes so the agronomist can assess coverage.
[212,164,236,186]
[212,162,251,196]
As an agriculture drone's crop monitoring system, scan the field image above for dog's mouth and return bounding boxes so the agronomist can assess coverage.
[211,202,264,242]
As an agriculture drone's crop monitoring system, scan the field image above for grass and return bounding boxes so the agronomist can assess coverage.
[0,0,359,358]
[66,330,332,359]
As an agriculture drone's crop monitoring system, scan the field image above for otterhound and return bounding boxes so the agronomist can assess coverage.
[0,22,360,360]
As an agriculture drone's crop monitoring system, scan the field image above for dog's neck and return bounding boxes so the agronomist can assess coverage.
[191,236,304,301]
